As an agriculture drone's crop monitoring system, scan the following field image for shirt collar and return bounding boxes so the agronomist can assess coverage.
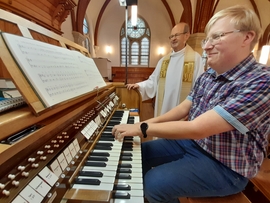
[170,45,187,57]
[207,54,256,81]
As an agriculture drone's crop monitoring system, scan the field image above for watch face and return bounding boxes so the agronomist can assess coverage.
[141,122,148,129]
[127,18,146,38]
[141,122,148,138]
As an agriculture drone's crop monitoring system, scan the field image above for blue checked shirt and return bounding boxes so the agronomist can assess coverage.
[188,54,270,178]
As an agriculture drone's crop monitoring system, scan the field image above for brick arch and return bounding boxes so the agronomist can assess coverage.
[194,0,263,34]
[75,0,266,46]
[179,0,193,33]
[161,0,175,27]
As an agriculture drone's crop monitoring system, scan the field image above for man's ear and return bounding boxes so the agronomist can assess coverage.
[243,30,255,46]
[185,32,191,41]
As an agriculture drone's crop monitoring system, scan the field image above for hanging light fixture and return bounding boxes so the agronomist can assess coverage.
[131,5,137,26]
[118,0,126,6]
[119,0,137,7]
[118,0,138,84]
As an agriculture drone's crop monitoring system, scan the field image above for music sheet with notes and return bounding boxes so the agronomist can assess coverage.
[1,32,106,107]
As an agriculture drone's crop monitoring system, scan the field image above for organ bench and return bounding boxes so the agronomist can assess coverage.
[187,192,251,203]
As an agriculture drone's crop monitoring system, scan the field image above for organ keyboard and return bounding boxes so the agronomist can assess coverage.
[71,110,143,203]
[73,116,143,202]
[0,88,143,203]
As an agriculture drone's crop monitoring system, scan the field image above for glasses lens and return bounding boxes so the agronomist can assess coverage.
[201,39,207,48]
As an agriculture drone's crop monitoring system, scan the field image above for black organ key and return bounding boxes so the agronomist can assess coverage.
[122,143,133,151]
[113,111,124,116]
[120,156,132,161]
[127,117,135,124]
[87,156,108,161]
[124,137,133,141]
[104,127,113,131]
[117,168,132,173]
[118,163,132,168]
[89,152,110,157]
[121,152,133,157]
[85,161,106,167]
[79,171,103,177]
[112,112,124,118]
[110,117,122,121]
[99,137,115,141]
[113,184,131,191]
[74,178,101,185]
[107,121,121,125]
[95,142,113,147]
[101,132,113,137]
[94,145,112,150]
[116,173,132,179]
[112,191,130,199]
[122,142,133,147]
[121,146,133,151]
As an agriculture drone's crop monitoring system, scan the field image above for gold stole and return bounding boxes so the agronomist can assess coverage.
[157,46,195,116]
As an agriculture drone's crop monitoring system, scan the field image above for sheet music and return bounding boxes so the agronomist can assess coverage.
[1,32,106,107]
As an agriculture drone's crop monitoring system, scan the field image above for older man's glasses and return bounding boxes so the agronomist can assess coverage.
[201,30,242,48]
[169,32,187,40]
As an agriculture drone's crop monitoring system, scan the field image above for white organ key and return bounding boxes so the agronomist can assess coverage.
[110,196,144,203]
[11,195,28,203]
[73,182,113,191]
[115,177,142,184]
[82,165,119,171]
[114,189,143,197]
[115,182,143,190]
[120,160,142,168]
[92,147,122,154]
[133,116,140,123]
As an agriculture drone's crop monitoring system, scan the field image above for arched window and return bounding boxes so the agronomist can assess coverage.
[120,17,150,66]
[83,17,91,54]
[83,18,89,34]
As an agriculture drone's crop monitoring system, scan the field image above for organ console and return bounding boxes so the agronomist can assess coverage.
[0,88,143,203]
[0,8,143,203]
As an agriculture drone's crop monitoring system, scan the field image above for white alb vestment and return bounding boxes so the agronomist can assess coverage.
[137,45,204,117]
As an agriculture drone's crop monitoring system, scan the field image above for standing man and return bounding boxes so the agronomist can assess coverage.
[126,23,204,117]
[113,5,270,203]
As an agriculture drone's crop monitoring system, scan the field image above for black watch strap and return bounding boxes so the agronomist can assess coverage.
[140,122,148,138]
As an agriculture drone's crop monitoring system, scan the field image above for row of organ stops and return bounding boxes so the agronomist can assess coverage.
[72,110,144,203]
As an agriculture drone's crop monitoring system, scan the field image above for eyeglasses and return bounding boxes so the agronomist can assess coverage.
[169,32,187,40]
[201,30,242,48]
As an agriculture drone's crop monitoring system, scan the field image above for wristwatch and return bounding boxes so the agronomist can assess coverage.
[140,122,148,138]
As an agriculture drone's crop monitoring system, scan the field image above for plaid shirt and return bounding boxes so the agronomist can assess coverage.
[188,54,270,178]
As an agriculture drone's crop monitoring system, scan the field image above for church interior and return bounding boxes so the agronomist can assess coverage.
[0,0,269,203]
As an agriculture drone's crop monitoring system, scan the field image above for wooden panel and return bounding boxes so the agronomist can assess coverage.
[0,0,76,34]
[112,67,155,84]
[114,82,142,118]
[63,189,111,203]
[30,30,61,47]
[0,20,23,36]
[188,192,251,203]
[250,158,270,201]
